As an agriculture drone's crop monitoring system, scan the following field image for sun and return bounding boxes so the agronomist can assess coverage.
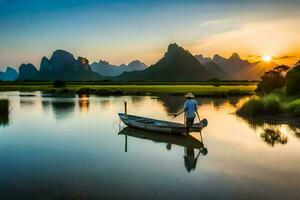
[262,55,272,62]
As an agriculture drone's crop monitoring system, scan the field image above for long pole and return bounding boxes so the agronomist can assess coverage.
[124,101,127,117]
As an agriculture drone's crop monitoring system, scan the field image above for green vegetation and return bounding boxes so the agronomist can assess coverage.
[0,81,257,96]
[286,65,300,95]
[0,99,10,126]
[239,63,300,119]
[53,80,66,88]
[256,65,289,94]
[287,99,300,117]
[237,94,283,116]
[237,93,299,118]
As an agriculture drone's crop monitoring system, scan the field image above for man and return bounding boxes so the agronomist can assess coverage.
[174,92,200,133]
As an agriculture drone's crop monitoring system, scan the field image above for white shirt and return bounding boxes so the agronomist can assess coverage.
[184,99,197,118]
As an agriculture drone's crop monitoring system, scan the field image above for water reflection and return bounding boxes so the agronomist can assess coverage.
[41,100,52,113]
[238,115,300,144]
[51,100,75,120]
[0,99,10,127]
[156,95,184,114]
[118,127,208,172]
[79,95,90,112]
[156,95,243,115]
[261,128,288,146]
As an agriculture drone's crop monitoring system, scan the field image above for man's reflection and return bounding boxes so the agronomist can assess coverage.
[119,127,208,173]
[184,136,208,172]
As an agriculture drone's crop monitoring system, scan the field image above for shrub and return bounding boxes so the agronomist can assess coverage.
[262,94,282,115]
[53,80,66,88]
[95,89,113,96]
[237,98,264,116]
[77,88,96,95]
[256,70,285,94]
[58,89,71,94]
[286,65,300,95]
[288,99,300,117]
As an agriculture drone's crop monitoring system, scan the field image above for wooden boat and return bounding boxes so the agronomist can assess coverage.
[118,127,204,149]
[118,113,208,134]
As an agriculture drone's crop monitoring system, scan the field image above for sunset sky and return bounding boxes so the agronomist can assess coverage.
[1,0,300,70]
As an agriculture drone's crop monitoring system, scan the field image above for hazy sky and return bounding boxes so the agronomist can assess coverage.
[1,0,300,70]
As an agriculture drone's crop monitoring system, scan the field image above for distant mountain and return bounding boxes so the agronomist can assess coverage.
[0,67,18,81]
[91,60,147,76]
[210,52,278,80]
[203,61,228,80]
[18,64,40,80]
[239,61,278,80]
[212,54,228,66]
[117,43,216,81]
[39,50,101,81]
[195,55,212,65]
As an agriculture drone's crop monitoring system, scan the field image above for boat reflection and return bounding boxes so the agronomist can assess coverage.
[118,127,208,172]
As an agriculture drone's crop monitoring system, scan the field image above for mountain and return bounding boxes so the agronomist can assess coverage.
[238,61,278,80]
[203,61,228,80]
[195,55,212,64]
[18,64,40,80]
[117,43,215,81]
[0,67,18,81]
[210,52,278,80]
[195,55,227,79]
[39,50,101,81]
[212,54,228,66]
[91,60,147,76]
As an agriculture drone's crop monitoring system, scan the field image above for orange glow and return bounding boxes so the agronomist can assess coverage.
[262,55,272,62]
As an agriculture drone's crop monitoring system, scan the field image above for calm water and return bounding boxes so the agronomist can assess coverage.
[0,91,299,200]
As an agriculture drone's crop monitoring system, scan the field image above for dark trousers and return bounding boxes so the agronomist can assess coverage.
[186,117,195,133]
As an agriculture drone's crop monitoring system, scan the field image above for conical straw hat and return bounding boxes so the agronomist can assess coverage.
[185,92,194,98]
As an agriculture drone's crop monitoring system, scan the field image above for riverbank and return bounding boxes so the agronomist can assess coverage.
[237,93,300,120]
[0,81,257,97]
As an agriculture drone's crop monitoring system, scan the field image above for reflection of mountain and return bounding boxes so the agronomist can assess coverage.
[91,60,147,76]
[51,100,75,120]
[118,127,207,173]
[156,96,241,115]
[156,95,185,114]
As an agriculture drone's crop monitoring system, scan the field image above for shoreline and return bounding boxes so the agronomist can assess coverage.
[237,113,300,127]
[0,82,257,97]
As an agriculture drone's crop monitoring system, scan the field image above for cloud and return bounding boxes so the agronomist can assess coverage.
[247,55,297,60]
[198,20,225,27]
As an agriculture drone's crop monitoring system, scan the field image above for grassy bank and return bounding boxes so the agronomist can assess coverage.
[0,82,257,96]
[237,93,300,118]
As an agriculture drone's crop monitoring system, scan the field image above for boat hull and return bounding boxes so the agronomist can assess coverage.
[118,113,207,134]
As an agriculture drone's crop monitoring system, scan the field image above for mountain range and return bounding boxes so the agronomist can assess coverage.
[91,60,147,76]
[0,67,18,81]
[116,43,227,81]
[0,43,281,81]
